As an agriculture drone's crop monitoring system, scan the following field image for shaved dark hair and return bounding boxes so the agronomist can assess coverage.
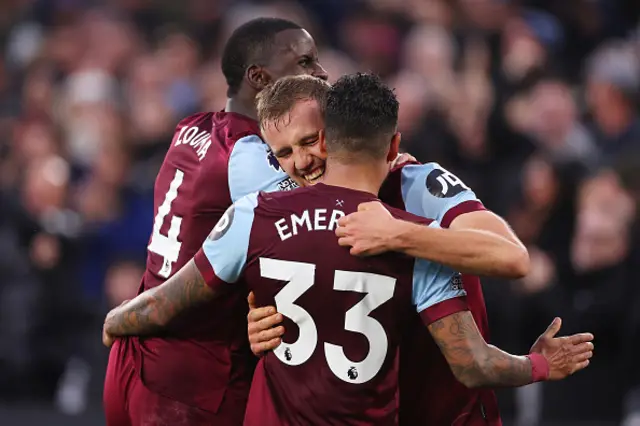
[221,18,302,97]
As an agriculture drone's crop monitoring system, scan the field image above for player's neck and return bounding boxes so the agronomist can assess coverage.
[225,97,257,120]
[321,161,385,196]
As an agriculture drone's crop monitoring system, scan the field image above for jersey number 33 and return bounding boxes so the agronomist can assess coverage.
[261,257,396,385]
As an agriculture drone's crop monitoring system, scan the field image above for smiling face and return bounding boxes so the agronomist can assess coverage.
[261,99,327,187]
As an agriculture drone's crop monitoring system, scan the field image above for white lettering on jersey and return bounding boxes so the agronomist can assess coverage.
[275,209,345,241]
[174,126,212,161]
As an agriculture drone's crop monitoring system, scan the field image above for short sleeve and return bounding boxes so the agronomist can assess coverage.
[193,192,259,290]
[412,221,469,325]
[400,163,485,228]
[228,135,298,202]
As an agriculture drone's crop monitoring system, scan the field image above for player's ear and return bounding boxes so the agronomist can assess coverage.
[246,65,271,92]
[319,129,328,156]
[386,132,401,162]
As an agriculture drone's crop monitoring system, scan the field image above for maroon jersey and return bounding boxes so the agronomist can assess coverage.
[194,183,470,425]
[128,111,272,414]
[380,163,501,425]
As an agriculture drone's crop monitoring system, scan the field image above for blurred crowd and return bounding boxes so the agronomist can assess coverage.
[0,0,638,424]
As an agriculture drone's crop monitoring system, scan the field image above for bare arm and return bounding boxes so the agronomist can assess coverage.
[336,202,529,279]
[428,311,533,388]
[389,213,529,279]
[104,260,216,338]
[427,311,594,388]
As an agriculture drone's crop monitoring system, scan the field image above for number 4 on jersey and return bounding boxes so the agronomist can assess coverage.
[148,169,184,278]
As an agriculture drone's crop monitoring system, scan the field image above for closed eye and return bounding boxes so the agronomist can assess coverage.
[275,150,292,159]
[298,56,313,67]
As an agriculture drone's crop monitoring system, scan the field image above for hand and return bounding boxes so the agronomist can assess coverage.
[530,317,594,381]
[102,326,116,348]
[390,152,416,170]
[247,292,285,356]
[102,299,129,348]
[336,201,399,256]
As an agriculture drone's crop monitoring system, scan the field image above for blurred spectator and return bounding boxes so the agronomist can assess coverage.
[0,1,638,425]
[585,42,640,165]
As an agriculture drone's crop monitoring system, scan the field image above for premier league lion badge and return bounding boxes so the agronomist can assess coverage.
[266,149,282,172]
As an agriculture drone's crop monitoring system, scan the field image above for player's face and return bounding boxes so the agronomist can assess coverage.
[264,29,328,82]
[262,99,327,187]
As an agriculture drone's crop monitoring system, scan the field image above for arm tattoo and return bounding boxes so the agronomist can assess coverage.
[104,260,216,337]
[428,311,532,388]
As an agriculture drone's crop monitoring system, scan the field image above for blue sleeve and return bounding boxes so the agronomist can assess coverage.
[200,192,259,284]
[400,163,481,223]
[228,135,298,202]
[412,223,467,312]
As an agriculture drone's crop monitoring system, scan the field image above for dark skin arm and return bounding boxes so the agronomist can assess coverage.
[427,311,594,388]
[102,260,216,346]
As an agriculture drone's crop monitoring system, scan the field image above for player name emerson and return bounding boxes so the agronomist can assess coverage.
[275,208,345,241]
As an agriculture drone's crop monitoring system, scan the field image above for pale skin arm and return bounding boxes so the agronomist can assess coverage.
[335,202,530,279]
[428,313,593,388]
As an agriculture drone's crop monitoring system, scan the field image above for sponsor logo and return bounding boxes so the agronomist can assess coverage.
[278,177,298,192]
[451,273,464,291]
[425,167,468,198]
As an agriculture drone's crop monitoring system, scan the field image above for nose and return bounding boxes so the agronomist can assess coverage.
[312,63,328,81]
[294,151,314,174]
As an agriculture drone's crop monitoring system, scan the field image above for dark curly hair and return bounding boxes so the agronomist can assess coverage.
[324,73,399,159]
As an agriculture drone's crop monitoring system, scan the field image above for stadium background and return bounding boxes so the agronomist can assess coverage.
[0,0,638,425]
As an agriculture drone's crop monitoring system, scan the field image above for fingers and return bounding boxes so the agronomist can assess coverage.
[390,152,416,168]
[568,341,594,375]
[573,350,593,363]
[247,306,285,357]
[358,201,386,212]
[247,305,278,324]
[573,359,590,373]
[358,202,377,212]
[251,337,282,355]
[102,332,115,348]
[247,292,257,310]
[572,341,594,354]
[248,324,284,356]
[568,332,594,345]
[543,317,562,338]
[337,236,355,248]
[248,312,284,336]
[249,324,285,345]
[337,215,349,227]
[335,226,348,238]
[350,246,366,256]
